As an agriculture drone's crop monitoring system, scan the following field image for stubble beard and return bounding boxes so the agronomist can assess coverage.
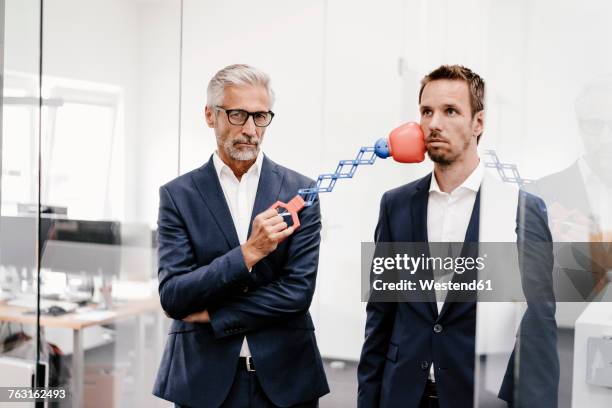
[426,135,471,167]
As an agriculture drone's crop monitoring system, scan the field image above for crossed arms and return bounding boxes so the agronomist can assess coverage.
[156,185,321,338]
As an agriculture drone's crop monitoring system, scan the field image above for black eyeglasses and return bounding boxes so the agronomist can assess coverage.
[215,106,275,127]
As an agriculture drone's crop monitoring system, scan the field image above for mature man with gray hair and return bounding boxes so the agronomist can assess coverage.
[153,64,329,407]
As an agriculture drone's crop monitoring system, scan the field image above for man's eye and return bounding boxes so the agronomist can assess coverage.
[422,110,432,116]
[229,111,246,120]
[446,108,457,115]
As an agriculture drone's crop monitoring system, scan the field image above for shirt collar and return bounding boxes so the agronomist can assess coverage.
[577,155,594,183]
[577,155,610,192]
[429,159,484,194]
[212,150,264,180]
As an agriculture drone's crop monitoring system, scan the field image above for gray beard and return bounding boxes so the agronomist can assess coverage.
[219,136,260,161]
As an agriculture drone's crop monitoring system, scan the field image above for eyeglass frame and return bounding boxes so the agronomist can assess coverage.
[214,105,275,127]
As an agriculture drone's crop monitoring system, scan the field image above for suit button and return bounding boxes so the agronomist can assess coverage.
[420,361,429,370]
[433,324,443,334]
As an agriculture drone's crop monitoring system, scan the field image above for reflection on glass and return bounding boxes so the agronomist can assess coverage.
[523,74,612,408]
[2,0,180,406]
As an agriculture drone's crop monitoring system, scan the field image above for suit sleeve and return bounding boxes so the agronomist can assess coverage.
[208,194,322,338]
[499,191,559,407]
[357,193,398,408]
[157,185,252,320]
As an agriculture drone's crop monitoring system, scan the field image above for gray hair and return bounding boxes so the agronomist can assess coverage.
[206,64,275,108]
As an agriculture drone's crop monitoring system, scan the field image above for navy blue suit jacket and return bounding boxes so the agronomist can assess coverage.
[152,155,329,408]
[357,173,559,408]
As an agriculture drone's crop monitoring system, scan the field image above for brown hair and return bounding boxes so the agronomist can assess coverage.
[419,65,485,142]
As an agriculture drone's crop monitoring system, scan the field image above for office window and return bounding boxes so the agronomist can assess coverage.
[1,103,37,208]
[44,101,118,220]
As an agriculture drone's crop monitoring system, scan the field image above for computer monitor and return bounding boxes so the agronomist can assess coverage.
[0,215,121,276]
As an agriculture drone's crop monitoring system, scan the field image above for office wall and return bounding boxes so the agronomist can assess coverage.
[179,0,326,177]
[317,0,420,360]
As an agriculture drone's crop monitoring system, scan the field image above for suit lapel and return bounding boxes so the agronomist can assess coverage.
[463,189,481,244]
[412,174,431,242]
[248,155,285,238]
[411,174,438,317]
[191,156,240,249]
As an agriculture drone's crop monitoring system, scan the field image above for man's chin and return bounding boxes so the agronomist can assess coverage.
[229,147,259,161]
[427,149,452,165]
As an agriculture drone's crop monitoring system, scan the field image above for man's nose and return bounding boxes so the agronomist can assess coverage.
[242,115,257,135]
[428,112,442,132]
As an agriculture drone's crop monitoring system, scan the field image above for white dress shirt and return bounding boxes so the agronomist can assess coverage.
[577,157,612,234]
[212,151,263,357]
[426,160,484,379]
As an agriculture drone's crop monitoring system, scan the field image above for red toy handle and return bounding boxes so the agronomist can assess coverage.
[269,195,306,230]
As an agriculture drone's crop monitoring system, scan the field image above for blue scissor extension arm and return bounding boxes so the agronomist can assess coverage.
[297,146,379,207]
[483,149,531,188]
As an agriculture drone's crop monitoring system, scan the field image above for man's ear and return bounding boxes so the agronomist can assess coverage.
[204,106,215,128]
[473,110,484,138]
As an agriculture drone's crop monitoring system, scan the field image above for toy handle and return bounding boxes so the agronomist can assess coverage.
[269,195,306,230]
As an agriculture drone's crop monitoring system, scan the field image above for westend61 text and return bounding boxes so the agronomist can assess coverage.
[372,279,493,291]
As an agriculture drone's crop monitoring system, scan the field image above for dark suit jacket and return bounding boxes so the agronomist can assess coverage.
[152,155,329,408]
[526,162,590,216]
[357,173,559,408]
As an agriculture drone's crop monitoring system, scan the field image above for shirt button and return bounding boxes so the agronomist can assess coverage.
[420,361,429,370]
[433,324,443,334]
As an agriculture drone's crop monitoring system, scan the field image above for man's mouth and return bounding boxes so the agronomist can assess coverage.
[426,139,448,145]
[425,132,448,145]
[234,141,258,147]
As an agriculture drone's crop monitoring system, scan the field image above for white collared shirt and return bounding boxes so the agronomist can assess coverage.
[212,151,263,357]
[427,160,484,263]
[577,157,612,234]
[426,160,484,380]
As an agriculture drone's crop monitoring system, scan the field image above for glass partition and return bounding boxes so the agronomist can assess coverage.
[0,0,45,402]
[1,0,181,406]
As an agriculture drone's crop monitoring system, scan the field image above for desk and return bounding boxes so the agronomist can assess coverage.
[0,296,162,408]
